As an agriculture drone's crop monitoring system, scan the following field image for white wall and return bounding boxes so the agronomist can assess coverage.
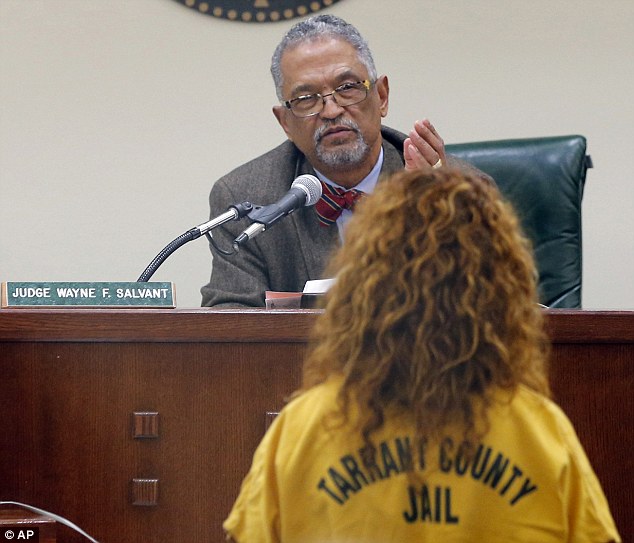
[1,0,632,309]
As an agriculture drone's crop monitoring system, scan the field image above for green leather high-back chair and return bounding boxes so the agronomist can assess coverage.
[446,135,591,308]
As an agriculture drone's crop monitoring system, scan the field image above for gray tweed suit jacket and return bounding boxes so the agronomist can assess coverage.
[200,126,482,307]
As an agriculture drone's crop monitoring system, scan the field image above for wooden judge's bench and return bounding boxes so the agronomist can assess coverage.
[0,309,632,542]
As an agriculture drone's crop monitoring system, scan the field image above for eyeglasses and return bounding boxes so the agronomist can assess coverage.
[282,80,373,118]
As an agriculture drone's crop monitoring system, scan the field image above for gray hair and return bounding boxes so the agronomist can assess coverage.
[270,14,377,101]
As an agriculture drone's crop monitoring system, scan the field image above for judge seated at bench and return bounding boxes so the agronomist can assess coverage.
[200,15,486,307]
[223,168,621,543]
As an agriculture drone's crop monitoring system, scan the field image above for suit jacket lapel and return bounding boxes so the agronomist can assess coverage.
[291,153,339,281]
[380,134,406,179]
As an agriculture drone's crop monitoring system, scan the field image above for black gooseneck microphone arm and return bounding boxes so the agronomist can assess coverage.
[136,201,253,282]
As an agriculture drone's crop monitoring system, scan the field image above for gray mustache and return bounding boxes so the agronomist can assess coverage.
[314,118,361,143]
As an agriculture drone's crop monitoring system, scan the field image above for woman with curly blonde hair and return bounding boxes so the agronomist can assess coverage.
[224,169,620,543]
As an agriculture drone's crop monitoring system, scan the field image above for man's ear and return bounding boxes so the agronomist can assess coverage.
[376,75,389,118]
[273,105,293,141]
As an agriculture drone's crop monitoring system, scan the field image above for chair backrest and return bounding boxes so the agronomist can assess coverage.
[446,135,591,308]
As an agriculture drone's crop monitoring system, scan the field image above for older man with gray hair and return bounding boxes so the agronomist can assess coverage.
[201,15,482,307]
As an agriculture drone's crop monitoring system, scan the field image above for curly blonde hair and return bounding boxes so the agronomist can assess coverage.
[302,168,550,448]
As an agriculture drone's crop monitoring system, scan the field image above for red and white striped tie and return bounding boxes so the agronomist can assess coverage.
[315,181,366,227]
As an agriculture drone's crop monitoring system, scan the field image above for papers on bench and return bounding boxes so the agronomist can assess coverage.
[265,278,335,309]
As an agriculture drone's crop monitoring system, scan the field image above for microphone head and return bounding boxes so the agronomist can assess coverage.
[291,174,322,207]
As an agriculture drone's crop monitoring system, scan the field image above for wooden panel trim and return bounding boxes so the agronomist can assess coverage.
[543,310,634,343]
[132,412,159,439]
[0,309,632,344]
[0,309,317,343]
[130,479,159,506]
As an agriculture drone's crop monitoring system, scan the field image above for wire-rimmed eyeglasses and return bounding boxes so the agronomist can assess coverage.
[282,80,373,118]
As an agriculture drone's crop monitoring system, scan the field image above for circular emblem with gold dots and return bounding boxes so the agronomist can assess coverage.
[173,0,343,23]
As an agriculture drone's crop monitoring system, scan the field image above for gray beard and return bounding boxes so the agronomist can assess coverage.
[313,119,371,168]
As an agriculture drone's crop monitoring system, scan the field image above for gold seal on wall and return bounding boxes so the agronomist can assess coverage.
[174,0,343,23]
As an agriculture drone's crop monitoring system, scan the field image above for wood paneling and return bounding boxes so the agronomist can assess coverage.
[0,310,631,542]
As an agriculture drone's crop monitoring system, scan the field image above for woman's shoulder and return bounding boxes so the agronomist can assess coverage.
[282,375,345,420]
[501,385,582,449]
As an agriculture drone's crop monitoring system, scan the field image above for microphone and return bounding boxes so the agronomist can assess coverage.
[136,201,253,282]
[233,174,322,249]
[193,201,253,237]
